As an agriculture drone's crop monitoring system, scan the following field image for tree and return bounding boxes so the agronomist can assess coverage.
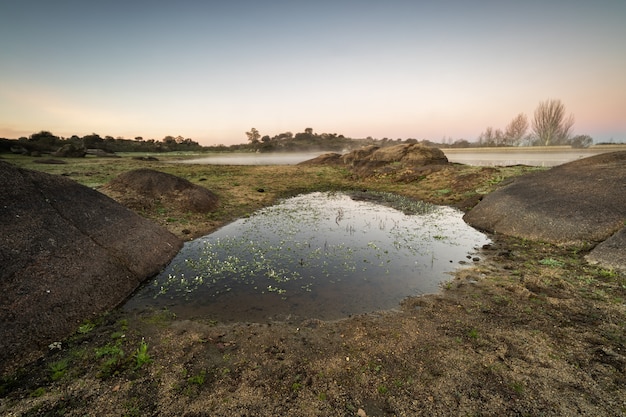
[532,99,574,146]
[570,134,593,148]
[246,128,260,144]
[29,131,59,148]
[82,133,103,148]
[478,126,504,146]
[162,136,177,145]
[503,113,529,146]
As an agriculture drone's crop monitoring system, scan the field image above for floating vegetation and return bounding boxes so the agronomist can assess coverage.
[125,192,489,321]
[347,190,435,215]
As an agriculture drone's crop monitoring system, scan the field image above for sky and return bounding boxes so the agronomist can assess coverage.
[1,1,625,146]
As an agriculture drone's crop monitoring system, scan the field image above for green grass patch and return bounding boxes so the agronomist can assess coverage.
[134,338,152,370]
[49,359,69,381]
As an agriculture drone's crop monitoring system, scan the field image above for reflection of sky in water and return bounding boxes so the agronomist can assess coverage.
[124,192,490,322]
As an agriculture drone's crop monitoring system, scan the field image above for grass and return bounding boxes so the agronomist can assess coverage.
[49,359,69,381]
[468,328,479,340]
[539,258,565,268]
[187,370,207,386]
[134,339,152,370]
[77,320,96,334]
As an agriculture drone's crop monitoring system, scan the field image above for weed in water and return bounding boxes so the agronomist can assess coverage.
[143,309,176,326]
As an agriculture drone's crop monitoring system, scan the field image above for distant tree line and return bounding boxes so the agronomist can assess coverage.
[0,132,204,155]
[0,101,602,156]
[245,127,357,152]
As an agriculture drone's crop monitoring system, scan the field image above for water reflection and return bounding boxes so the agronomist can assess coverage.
[124,192,489,322]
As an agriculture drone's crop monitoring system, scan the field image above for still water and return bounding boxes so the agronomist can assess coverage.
[124,192,489,322]
[442,147,618,167]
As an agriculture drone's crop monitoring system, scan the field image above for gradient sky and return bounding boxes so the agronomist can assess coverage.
[1,0,625,145]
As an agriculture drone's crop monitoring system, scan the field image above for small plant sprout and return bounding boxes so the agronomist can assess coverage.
[49,359,69,381]
[134,338,152,369]
[539,258,565,268]
[77,320,96,334]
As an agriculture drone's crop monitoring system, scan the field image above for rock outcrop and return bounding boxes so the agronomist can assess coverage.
[0,161,183,375]
[52,143,86,157]
[300,143,448,177]
[102,169,219,213]
[464,151,626,270]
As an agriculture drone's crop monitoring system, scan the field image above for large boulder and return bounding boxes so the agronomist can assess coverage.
[102,169,219,213]
[0,161,183,375]
[52,143,86,157]
[464,152,626,269]
[300,144,448,177]
[342,143,448,166]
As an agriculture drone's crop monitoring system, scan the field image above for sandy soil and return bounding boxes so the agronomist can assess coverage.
[1,155,624,416]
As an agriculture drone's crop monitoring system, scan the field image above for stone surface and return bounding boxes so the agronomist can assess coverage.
[464,151,626,269]
[0,161,183,375]
[585,228,626,272]
[102,168,219,213]
[300,143,449,177]
[52,143,86,157]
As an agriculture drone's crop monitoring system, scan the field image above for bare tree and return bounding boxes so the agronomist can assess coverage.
[478,126,494,146]
[532,99,574,146]
[503,113,529,146]
[570,134,593,148]
[478,126,504,147]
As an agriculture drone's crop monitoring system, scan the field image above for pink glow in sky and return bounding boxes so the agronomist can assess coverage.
[1,1,625,145]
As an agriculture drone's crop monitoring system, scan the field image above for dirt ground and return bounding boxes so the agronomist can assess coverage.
[1,154,625,416]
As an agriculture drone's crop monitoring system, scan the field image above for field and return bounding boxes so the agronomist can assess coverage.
[1,154,625,416]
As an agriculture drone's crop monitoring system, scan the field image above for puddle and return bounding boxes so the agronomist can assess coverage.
[123,192,490,322]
